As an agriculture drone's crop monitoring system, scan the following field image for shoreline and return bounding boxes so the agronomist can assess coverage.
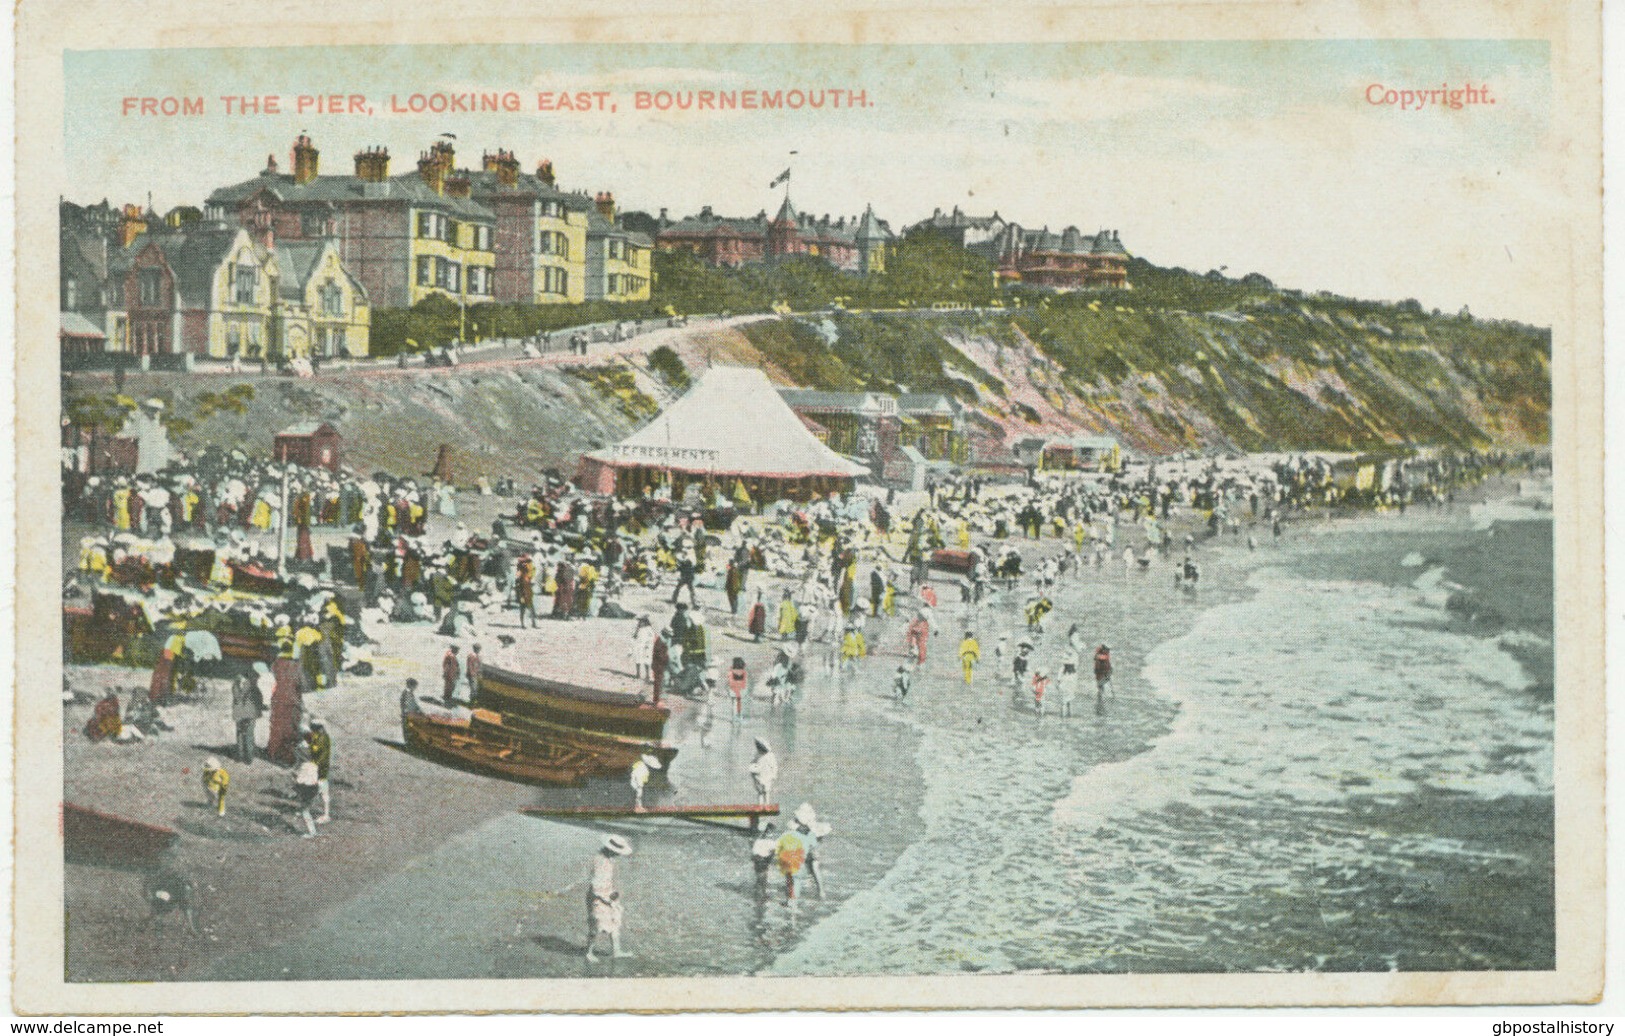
[62,472,1543,982]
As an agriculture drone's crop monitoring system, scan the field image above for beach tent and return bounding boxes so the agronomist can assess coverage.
[576,366,868,503]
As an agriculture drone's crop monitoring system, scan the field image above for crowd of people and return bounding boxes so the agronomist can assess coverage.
[65,436,1548,949]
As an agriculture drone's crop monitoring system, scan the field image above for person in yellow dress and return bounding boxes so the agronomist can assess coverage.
[112,482,132,531]
[958,630,981,684]
[202,756,230,816]
[839,621,866,669]
[776,590,800,640]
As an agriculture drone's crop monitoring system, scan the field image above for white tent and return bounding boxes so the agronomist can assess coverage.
[579,366,867,492]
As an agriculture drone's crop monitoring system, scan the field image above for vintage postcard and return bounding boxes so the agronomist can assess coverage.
[12,0,1604,1014]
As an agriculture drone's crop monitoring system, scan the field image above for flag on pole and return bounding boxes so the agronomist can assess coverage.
[768,168,791,189]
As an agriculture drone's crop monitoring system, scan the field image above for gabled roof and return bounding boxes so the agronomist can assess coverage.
[772,196,800,225]
[143,225,249,307]
[897,392,957,415]
[854,204,893,243]
[596,367,867,479]
[60,226,110,281]
[272,239,368,302]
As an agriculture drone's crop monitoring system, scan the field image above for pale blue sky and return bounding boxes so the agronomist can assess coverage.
[65,40,1555,321]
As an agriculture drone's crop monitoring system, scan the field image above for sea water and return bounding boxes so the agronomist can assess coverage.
[204,501,1555,979]
[769,509,1554,975]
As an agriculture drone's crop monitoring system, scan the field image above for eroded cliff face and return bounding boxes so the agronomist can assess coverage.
[67,297,1547,480]
[734,303,1549,458]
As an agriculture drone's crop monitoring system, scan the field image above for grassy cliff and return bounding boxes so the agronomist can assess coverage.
[736,264,1549,454]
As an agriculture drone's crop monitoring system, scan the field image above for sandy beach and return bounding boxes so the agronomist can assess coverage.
[61,473,1551,981]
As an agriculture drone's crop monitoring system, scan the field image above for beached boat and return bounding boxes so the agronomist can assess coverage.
[402,709,595,786]
[475,665,671,742]
[930,548,976,574]
[226,561,287,596]
[494,711,679,775]
[63,802,179,864]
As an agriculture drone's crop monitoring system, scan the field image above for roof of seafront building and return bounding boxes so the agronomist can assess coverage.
[207,170,496,221]
[586,210,654,248]
[272,239,370,303]
[458,168,595,212]
[137,224,250,308]
[657,199,891,248]
[60,311,106,338]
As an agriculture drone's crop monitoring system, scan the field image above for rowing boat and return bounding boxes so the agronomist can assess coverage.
[402,709,594,786]
[63,802,179,864]
[475,665,670,742]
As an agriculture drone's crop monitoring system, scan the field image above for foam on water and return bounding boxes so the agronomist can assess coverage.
[1054,568,1549,835]
[770,550,1552,976]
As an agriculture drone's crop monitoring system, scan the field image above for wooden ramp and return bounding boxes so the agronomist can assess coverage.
[520,803,779,833]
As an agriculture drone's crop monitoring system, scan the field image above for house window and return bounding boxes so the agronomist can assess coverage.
[320,281,344,317]
[542,266,568,296]
[235,264,257,304]
[540,200,564,219]
[443,219,459,244]
[227,324,241,354]
[473,225,492,251]
[139,269,163,305]
[608,239,627,261]
[329,327,346,355]
[301,211,328,237]
[417,211,442,239]
[417,256,434,286]
[64,278,78,309]
[539,231,569,258]
[108,279,123,306]
[437,259,460,292]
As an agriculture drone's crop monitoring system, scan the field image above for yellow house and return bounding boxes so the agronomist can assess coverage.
[586,195,653,303]
[468,151,590,305]
[211,228,281,359]
[408,164,498,310]
[275,239,371,358]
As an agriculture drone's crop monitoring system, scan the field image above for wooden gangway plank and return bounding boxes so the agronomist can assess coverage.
[520,803,779,832]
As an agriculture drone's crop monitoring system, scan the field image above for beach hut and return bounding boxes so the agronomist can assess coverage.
[576,367,868,503]
[274,421,342,472]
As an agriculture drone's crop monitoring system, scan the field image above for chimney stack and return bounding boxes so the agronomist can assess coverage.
[483,148,520,188]
[291,134,320,185]
[118,203,148,248]
[446,176,472,199]
[419,151,448,195]
[535,159,556,187]
[263,153,279,175]
[353,146,391,182]
[595,191,616,221]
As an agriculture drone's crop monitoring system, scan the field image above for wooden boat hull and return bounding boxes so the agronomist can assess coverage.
[476,665,670,742]
[227,562,287,596]
[495,711,678,776]
[402,711,592,786]
[930,548,975,574]
[63,802,179,864]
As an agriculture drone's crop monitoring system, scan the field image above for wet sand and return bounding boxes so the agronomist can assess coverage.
[61,475,1541,981]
